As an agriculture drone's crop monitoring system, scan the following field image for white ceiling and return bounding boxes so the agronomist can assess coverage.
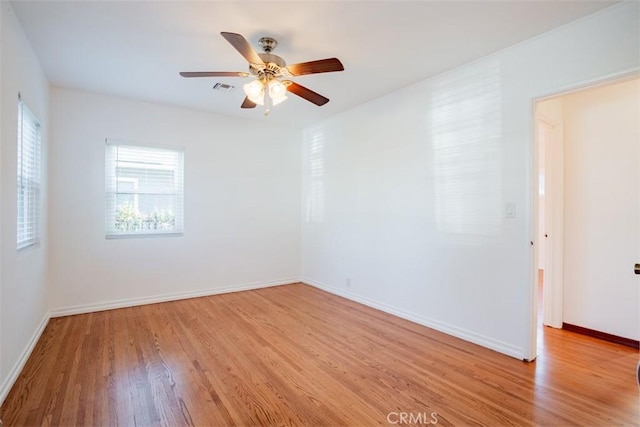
[11,0,618,127]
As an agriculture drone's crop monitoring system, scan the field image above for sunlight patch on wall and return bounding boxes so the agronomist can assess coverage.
[430,61,503,236]
[303,128,325,223]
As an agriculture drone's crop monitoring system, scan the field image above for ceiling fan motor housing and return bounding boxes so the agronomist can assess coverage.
[258,37,278,53]
[251,53,287,78]
[250,37,288,78]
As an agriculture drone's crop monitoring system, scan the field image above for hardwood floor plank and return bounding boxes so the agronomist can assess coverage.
[1,283,638,426]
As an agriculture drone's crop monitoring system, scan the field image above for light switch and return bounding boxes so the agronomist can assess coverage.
[505,202,516,219]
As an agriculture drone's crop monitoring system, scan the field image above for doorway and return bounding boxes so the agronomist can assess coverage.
[535,111,563,331]
[531,74,640,358]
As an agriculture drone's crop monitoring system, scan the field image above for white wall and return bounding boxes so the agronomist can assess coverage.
[48,88,301,313]
[562,78,639,340]
[301,2,639,358]
[0,2,50,401]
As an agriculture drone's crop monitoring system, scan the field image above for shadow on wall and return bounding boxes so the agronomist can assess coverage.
[429,61,503,242]
[303,128,325,224]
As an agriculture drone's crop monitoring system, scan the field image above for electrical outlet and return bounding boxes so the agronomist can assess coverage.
[346,278,352,288]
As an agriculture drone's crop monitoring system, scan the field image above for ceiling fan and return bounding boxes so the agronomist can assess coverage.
[180,32,344,115]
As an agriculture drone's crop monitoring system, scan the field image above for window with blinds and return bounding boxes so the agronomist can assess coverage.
[17,99,42,250]
[105,142,184,238]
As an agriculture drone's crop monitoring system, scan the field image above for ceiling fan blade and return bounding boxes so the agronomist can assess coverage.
[287,82,329,106]
[180,71,249,78]
[221,32,264,65]
[286,58,344,76]
[241,97,257,109]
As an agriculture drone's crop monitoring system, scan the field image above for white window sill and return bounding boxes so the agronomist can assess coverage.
[106,232,183,240]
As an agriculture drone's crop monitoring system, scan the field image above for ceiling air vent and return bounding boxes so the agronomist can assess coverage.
[213,83,235,92]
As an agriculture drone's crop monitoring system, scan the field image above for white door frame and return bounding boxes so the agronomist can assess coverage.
[524,110,563,362]
[525,68,640,362]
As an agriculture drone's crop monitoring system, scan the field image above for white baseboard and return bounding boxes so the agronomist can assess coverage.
[0,312,50,405]
[50,277,300,318]
[303,277,524,360]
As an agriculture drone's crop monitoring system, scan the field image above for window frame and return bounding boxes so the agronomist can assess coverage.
[105,140,184,239]
[16,98,42,251]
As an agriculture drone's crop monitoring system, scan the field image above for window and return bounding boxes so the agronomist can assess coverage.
[17,99,42,250]
[105,141,184,238]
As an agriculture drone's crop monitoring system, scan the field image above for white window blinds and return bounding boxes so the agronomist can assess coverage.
[105,141,184,238]
[17,99,42,250]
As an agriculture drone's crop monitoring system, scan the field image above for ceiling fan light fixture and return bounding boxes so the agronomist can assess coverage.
[271,94,288,106]
[249,94,265,106]
[244,78,289,109]
[268,80,287,98]
[243,79,264,99]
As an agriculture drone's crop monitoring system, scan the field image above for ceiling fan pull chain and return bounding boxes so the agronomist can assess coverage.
[264,84,271,116]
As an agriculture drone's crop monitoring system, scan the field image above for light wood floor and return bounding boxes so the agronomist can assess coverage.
[1,283,638,426]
